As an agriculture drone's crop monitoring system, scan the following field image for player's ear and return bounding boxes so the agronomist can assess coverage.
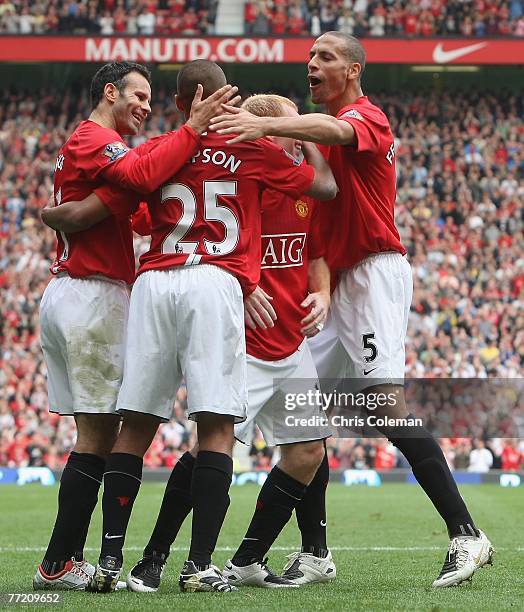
[104,82,119,104]
[175,94,185,112]
[348,62,362,81]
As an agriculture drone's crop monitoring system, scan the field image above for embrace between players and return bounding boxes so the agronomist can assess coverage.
[35,33,493,595]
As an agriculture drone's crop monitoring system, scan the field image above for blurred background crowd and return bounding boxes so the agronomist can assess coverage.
[0,84,523,471]
[0,0,523,37]
[243,0,524,37]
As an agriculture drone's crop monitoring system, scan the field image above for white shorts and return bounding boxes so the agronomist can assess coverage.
[235,340,332,446]
[309,252,413,393]
[117,266,247,423]
[39,275,130,416]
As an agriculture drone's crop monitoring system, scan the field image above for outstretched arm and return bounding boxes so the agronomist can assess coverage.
[210,106,356,146]
[101,85,240,193]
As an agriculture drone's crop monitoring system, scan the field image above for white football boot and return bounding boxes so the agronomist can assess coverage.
[281,550,336,585]
[432,530,494,588]
[223,558,299,588]
[33,559,91,591]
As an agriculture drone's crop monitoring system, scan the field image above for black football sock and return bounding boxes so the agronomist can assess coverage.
[42,452,105,575]
[232,466,307,566]
[100,453,143,562]
[188,451,233,570]
[295,446,329,558]
[385,416,479,539]
[144,451,196,557]
[73,523,90,563]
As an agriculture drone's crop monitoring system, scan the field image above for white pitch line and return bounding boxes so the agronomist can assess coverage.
[1,546,522,553]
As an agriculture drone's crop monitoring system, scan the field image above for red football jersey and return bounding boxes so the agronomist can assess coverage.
[246,192,325,361]
[318,96,406,272]
[138,132,315,295]
[50,121,199,283]
[51,122,139,283]
[501,447,522,471]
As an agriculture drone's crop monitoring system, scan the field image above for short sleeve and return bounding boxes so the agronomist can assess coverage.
[337,108,380,154]
[93,183,140,219]
[259,140,314,199]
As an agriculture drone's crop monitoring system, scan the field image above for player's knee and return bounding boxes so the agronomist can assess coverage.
[74,413,121,458]
[281,440,325,476]
[113,411,161,456]
[197,413,235,455]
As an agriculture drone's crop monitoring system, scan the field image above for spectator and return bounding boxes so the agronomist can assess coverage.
[337,8,355,35]
[369,6,386,36]
[137,8,155,35]
[374,439,397,470]
[468,439,493,472]
[252,4,271,35]
[501,439,523,470]
[99,10,114,35]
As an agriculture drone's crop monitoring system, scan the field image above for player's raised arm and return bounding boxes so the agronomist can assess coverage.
[96,85,240,194]
[301,141,338,201]
[211,106,356,146]
[259,138,337,202]
[132,84,241,157]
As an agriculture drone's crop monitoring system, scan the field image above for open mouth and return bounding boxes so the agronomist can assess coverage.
[308,75,322,88]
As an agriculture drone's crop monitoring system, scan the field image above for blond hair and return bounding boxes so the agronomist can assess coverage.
[241,94,297,118]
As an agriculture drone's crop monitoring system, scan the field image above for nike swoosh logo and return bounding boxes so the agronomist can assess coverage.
[320,520,327,527]
[104,533,124,539]
[433,42,488,64]
[363,368,377,376]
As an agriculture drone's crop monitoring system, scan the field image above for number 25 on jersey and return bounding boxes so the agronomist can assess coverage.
[161,180,239,266]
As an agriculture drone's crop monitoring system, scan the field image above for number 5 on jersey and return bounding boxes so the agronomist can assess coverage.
[161,180,239,266]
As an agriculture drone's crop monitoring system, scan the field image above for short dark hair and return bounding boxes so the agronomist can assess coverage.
[177,60,226,107]
[90,61,151,109]
[324,32,366,77]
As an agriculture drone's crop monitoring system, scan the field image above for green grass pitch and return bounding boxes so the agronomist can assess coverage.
[1,482,522,611]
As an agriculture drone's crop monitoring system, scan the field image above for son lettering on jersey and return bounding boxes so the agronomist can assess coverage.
[261,232,306,269]
[190,147,242,174]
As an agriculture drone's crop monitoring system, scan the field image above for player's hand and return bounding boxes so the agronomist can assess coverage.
[187,84,241,135]
[300,291,330,337]
[244,286,277,330]
[209,106,267,144]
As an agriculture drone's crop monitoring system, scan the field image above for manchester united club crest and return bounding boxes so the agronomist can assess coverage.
[295,200,309,218]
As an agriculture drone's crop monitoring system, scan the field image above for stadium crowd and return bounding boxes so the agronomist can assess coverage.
[0,0,218,35]
[0,1,523,36]
[244,0,524,37]
[0,85,523,471]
